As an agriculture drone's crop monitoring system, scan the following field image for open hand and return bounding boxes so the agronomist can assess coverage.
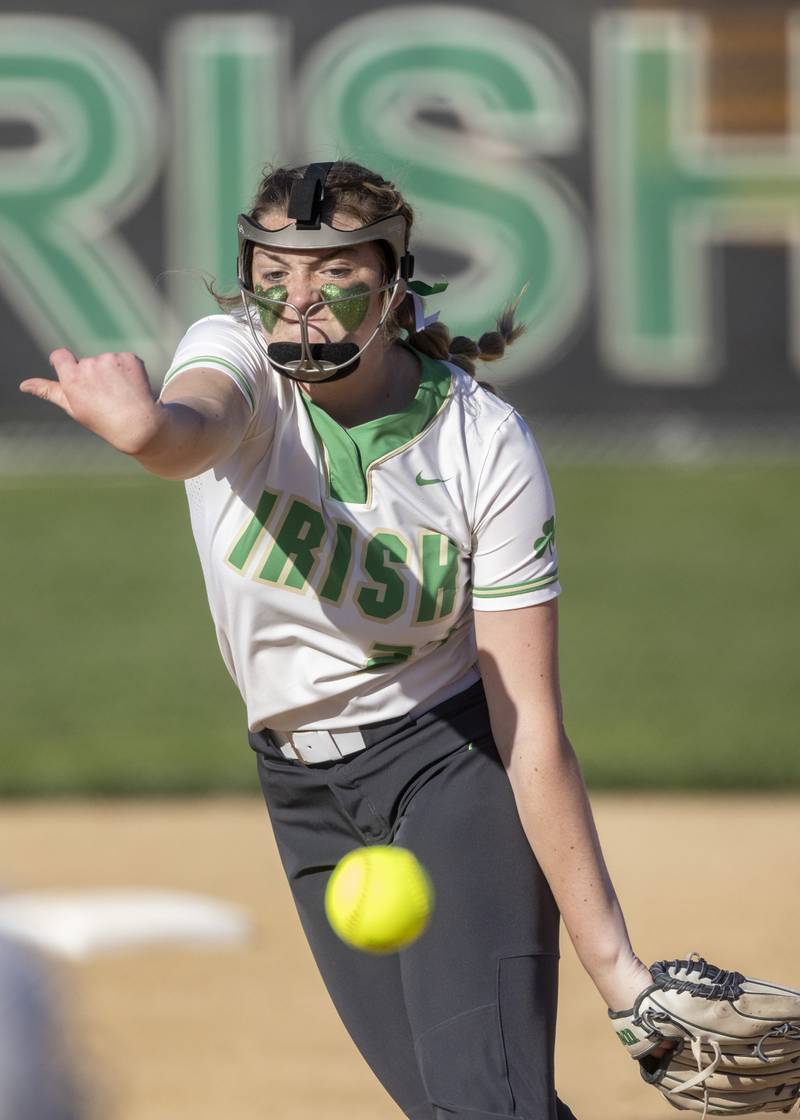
[20,349,162,456]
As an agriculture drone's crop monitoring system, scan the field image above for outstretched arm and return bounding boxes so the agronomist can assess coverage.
[474,598,652,1012]
[20,349,251,480]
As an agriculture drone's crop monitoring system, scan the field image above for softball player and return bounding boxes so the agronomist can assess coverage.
[21,161,657,1120]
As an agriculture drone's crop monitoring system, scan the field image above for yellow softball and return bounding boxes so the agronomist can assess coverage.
[324,845,434,954]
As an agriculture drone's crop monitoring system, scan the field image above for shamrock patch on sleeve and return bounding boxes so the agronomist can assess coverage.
[534,516,556,559]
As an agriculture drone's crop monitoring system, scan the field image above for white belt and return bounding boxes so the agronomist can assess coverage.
[269,670,483,765]
[270,728,368,764]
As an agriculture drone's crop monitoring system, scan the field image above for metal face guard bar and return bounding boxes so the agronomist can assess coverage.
[236,212,414,287]
[237,211,409,265]
[238,279,402,382]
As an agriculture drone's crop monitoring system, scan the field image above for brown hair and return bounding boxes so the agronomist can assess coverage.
[220,160,526,382]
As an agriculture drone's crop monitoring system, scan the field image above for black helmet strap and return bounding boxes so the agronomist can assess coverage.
[286,162,334,230]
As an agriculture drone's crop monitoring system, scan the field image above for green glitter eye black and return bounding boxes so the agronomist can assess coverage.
[254,285,288,334]
[320,283,370,332]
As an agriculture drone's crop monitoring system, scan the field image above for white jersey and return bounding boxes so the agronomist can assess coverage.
[163,313,560,732]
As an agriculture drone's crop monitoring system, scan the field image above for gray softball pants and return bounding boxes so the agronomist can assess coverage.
[249,681,578,1120]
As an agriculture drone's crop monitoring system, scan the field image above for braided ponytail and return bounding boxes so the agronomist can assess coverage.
[391,293,526,390]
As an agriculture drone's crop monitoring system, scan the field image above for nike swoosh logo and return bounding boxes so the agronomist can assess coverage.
[416,472,449,486]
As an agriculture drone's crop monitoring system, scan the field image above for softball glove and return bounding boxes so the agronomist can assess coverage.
[609,955,800,1117]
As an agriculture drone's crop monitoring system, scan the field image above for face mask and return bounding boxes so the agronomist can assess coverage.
[237,192,413,381]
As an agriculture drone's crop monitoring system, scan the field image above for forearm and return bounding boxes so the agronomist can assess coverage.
[132,399,233,480]
[506,730,642,1007]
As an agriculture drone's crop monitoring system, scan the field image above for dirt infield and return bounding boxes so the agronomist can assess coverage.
[1,795,798,1120]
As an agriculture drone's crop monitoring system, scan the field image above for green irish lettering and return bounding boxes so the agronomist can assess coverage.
[259,499,325,589]
[0,16,168,368]
[167,15,289,325]
[357,532,408,620]
[319,522,354,603]
[416,533,460,623]
[298,9,587,383]
[227,488,279,570]
[597,11,800,380]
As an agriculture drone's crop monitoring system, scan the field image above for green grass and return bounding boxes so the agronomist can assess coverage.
[1,465,798,793]
[2,475,249,795]
[554,465,800,788]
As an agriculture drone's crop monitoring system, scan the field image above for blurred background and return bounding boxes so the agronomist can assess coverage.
[2,0,799,792]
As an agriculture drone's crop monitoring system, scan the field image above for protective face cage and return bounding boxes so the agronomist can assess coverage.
[236,162,415,382]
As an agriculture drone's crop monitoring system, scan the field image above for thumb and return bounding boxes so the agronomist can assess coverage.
[18,347,80,416]
[18,377,74,416]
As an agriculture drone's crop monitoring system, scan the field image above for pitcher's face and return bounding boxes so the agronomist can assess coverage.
[250,209,390,349]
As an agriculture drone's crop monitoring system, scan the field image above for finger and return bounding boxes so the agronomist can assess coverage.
[18,378,74,416]
[48,348,80,379]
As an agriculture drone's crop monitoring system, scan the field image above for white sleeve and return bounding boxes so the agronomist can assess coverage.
[470,410,561,611]
[160,313,266,414]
